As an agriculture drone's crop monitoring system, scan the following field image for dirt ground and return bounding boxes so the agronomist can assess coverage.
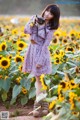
[0,100,43,120]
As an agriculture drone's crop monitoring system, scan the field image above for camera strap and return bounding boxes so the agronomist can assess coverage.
[36,23,47,40]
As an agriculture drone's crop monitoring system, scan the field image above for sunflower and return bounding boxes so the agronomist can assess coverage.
[71,36,76,41]
[55,50,60,55]
[58,85,62,94]
[69,80,77,89]
[58,94,65,102]
[16,77,21,84]
[0,57,10,69]
[7,54,13,60]
[49,100,56,110]
[60,81,69,91]
[54,30,61,37]
[69,92,77,100]
[59,36,63,42]
[53,54,60,61]
[62,38,68,44]
[72,111,79,117]
[70,101,75,110]
[0,55,3,60]
[52,37,58,44]
[76,31,80,39]
[70,30,77,37]
[59,50,65,57]
[21,87,27,94]
[17,40,27,50]
[0,42,7,51]
[11,29,18,35]
[14,55,23,63]
[5,25,10,31]
[61,31,67,37]
[69,92,77,110]
[12,40,17,44]
[20,32,27,38]
[40,74,48,90]
[53,53,60,59]
[66,46,74,52]
[54,58,61,64]
[18,65,22,71]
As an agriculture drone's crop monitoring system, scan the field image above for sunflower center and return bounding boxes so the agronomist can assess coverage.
[71,82,75,86]
[64,39,67,43]
[2,45,6,50]
[56,59,59,63]
[16,57,21,62]
[53,38,57,43]
[60,82,66,88]
[19,43,24,47]
[2,60,8,66]
[68,47,73,51]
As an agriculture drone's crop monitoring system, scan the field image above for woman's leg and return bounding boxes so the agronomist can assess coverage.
[33,75,49,117]
[35,76,46,100]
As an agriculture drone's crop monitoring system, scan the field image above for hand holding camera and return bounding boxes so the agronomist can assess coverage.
[35,15,45,25]
[31,15,45,26]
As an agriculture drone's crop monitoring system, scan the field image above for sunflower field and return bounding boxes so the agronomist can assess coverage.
[0,16,80,120]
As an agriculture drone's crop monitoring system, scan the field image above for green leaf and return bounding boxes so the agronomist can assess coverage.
[75,101,80,111]
[10,98,17,105]
[52,44,59,51]
[0,79,3,88]
[59,107,68,116]
[21,96,28,105]
[45,96,57,102]
[74,88,80,96]
[12,85,22,98]
[1,91,7,101]
[2,78,11,92]
[9,69,19,76]
[49,84,58,92]
[29,87,36,99]
[45,79,51,85]
[66,62,76,67]
[74,78,80,84]
[52,64,59,75]
[69,67,75,74]
[27,73,35,80]
[56,70,64,75]
[9,51,16,56]
[0,51,9,56]
[20,78,31,90]
[70,115,79,120]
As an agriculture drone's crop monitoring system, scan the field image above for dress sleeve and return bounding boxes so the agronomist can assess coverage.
[36,30,54,66]
[24,15,36,35]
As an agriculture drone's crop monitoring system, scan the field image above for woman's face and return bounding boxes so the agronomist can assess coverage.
[43,10,54,21]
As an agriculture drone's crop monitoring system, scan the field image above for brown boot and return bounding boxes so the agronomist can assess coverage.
[41,101,49,116]
[33,100,42,117]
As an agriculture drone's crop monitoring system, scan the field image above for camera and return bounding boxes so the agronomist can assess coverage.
[35,15,45,25]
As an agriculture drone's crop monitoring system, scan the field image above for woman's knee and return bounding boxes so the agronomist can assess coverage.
[35,75,40,80]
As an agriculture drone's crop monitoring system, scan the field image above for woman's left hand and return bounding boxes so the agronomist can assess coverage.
[36,64,42,69]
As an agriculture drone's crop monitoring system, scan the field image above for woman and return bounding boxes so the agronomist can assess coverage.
[22,4,60,117]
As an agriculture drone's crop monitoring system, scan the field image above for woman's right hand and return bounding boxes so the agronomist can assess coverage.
[36,64,42,69]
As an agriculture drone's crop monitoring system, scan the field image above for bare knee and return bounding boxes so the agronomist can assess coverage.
[35,76,40,80]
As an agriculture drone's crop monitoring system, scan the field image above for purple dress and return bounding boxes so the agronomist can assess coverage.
[22,15,55,76]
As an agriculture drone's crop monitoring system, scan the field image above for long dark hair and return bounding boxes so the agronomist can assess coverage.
[40,4,60,30]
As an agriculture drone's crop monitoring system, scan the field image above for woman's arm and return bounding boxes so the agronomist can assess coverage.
[36,30,54,67]
[24,15,36,35]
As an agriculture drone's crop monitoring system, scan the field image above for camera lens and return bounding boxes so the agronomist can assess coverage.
[36,15,45,25]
